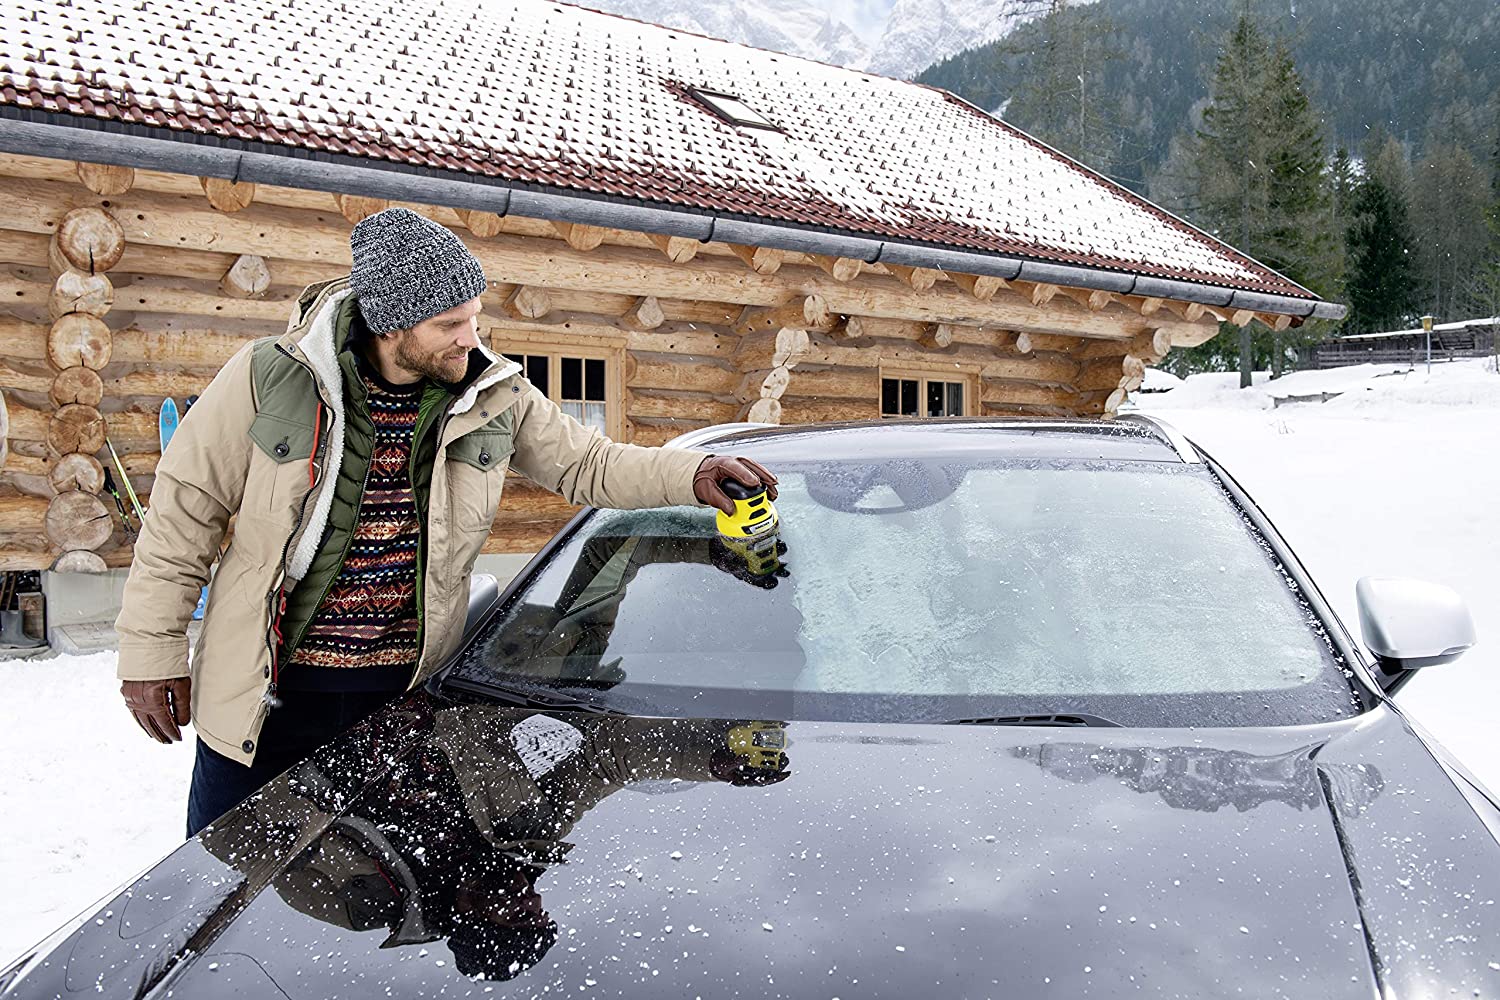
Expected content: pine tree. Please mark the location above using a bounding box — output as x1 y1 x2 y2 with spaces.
1344 173 1420 332
1412 142 1491 318
1190 9 1273 386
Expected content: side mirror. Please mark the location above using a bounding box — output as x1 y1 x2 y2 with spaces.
1356 577 1476 692
464 573 500 640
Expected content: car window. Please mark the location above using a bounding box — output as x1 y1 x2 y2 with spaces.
446 454 1361 727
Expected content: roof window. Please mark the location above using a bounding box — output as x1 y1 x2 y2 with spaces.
689 89 781 131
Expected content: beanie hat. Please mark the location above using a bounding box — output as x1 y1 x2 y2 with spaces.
349 207 487 334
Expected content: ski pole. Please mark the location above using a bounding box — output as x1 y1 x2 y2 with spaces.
101 466 138 537
105 439 147 527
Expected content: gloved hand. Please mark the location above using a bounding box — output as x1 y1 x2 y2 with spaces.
122 677 192 743
710 747 792 786
693 456 778 516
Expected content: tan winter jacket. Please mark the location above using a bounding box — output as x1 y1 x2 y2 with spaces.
115 277 707 764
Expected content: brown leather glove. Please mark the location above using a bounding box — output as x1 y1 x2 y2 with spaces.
693 456 778 516
122 677 192 743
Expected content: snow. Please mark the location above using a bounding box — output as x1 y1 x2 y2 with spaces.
1 358 1497 964
0 653 194 962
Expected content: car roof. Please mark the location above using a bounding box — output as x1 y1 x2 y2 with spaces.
668 414 1199 464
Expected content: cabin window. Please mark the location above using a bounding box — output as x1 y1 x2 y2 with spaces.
688 88 782 131
510 350 620 437
880 370 971 418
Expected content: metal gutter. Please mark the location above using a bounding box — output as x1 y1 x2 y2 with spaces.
0 113 1347 320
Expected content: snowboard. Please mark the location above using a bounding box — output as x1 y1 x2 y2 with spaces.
161 397 209 621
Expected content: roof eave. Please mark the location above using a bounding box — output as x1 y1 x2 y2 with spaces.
0 112 1347 321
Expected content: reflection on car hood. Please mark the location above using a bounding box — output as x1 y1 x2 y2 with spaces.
7 699 1500 999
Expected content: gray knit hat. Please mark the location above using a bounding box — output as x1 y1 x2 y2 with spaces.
349 207 487 333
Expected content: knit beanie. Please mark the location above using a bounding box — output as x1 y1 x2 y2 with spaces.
348 207 488 334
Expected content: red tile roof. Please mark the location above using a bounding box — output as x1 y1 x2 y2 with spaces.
0 0 1314 299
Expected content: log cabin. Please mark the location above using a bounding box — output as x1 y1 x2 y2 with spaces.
0 0 1345 578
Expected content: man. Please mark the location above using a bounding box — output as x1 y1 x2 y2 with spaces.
115 207 777 837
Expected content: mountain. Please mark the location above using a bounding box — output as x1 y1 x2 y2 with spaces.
866 0 1057 81
568 0 871 69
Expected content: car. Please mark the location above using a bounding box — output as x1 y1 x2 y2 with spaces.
4 416 1497 999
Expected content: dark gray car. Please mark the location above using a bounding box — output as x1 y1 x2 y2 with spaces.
4 417 1496 999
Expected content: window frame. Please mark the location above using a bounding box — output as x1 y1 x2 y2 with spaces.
878 363 978 419
489 325 626 441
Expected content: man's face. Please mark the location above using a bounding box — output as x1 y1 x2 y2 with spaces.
390 296 484 384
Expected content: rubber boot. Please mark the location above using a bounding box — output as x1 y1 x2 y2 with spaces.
0 609 45 648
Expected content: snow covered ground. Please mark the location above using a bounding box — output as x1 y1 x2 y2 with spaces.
1 356 1497 963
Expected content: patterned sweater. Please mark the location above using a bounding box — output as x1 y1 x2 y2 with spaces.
285 360 425 689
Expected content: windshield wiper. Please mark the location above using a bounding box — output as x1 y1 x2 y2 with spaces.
944 712 1122 728
444 676 628 716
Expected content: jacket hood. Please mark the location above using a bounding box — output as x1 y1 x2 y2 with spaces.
12 701 1500 1000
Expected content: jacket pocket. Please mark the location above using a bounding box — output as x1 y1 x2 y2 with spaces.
447 428 513 533
248 412 316 514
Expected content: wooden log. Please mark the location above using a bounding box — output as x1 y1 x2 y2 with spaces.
1014 332 1085 355
727 244 781 275
744 397 782 424
949 273 1006 301
48 452 105 494
334 193 389 225
1058 286 1116 312
980 380 1086 409
734 327 811 372
553 221 607 252
738 367 792 403
50 366 105 407
75 161 135 196
496 479 582 519
53 549 109 574
1104 387 1129 414
103 368 216 399
454 208 505 238
783 367 879 401
5 178 1216 342
57 207 126 273
809 254 863 282
482 520 575 554
1258 312 1293 332
779 398 882 423
1009 280 1060 307
47 270 114 319
504 285 552 320
1229 308 1256 327
1166 321 1221 349
221 254 272 299
1164 299 1208 323
884 264 939 292
650 234 699 263
625 422 705 448
46 232 71 277
735 295 832 335
626 393 739 424
1080 330 1170 361
0 360 52 395
110 326 255 366
919 323 956 349
108 277 293 321
47 314 113 370
46 490 112 551
1127 295 1165 316
627 296 664 331
624 356 739 396
47 404 106 456
0 392 7 473
201 176 257 213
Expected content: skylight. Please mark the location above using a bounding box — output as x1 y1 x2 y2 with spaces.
690 89 781 131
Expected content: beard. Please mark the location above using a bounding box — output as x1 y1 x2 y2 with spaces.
393 334 471 385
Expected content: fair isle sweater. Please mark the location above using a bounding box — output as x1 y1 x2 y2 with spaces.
283 360 425 691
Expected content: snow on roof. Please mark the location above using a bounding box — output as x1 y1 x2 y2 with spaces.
0 0 1310 298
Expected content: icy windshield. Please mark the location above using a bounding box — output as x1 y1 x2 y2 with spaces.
445 450 1360 727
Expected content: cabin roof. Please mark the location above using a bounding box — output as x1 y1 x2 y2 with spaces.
0 0 1320 303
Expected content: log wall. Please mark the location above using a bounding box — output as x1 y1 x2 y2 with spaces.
0 152 1225 570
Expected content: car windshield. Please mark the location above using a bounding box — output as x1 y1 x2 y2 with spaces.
443 430 1361 727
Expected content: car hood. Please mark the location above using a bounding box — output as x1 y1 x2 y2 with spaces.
7 699 1500 999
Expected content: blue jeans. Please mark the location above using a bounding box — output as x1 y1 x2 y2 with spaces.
186 689 397 837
